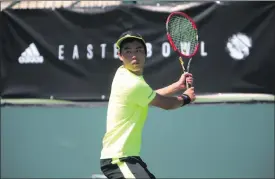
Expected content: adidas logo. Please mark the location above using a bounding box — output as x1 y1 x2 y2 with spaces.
18 43 44 64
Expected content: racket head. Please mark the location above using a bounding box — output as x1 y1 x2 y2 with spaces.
166 11 199 58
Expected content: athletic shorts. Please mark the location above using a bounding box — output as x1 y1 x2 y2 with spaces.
100 156 156 179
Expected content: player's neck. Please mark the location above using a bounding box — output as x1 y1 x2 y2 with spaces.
130 69 143 76
124 66 143 76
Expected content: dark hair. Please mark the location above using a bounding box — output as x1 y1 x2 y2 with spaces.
119 38 147 55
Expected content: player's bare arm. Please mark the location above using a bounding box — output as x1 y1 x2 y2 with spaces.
155 73 193 96
150 87 196 110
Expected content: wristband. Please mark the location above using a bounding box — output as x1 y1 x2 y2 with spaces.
180 94 191 106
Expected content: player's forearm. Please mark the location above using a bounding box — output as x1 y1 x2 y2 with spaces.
163 96 184 110
161 94 192 110
155 82 180 96
150 93 189 110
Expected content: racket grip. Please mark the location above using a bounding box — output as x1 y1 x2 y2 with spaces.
184 72 192 89
186 81 192 89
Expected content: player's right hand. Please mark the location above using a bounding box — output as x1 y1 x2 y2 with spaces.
183 87 196 102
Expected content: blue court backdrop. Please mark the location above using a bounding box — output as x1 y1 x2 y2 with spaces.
1 103 274 178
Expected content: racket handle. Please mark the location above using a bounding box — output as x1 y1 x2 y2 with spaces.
186 82 192 89
184 71 192 89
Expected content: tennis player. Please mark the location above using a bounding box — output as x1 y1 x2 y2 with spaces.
100 31 196 179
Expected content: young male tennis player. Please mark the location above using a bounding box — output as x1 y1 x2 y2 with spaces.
100 31 196 179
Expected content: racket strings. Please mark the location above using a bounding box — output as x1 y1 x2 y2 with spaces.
168 15 198 56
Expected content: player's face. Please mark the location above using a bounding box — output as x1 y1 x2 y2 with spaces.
119 40 146 75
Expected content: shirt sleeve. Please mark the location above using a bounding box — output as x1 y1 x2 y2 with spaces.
128 78 156 107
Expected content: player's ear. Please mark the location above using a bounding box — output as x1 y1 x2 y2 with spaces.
117 52 123 62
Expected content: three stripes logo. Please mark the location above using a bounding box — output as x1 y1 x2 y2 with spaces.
18 43 44 64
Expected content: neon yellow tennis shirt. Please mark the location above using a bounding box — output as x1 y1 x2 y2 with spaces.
100 66 156 159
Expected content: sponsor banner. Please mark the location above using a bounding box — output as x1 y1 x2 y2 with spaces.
1 2 274 100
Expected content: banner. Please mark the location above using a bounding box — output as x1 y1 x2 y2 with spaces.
1 2 274 100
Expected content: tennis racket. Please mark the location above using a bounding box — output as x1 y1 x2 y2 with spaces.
166 11 199 89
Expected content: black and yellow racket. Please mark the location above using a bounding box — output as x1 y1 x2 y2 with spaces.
166 11 199 89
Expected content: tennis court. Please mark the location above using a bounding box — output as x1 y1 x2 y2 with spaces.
1 94 274 178
1 1 274 178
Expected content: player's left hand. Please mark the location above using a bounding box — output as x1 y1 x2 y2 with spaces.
176 72 193 90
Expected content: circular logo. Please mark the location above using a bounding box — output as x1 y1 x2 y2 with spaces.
226 32 252 60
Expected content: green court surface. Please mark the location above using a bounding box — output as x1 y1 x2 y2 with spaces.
1 95 274 178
